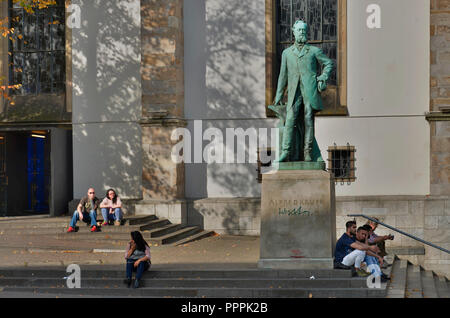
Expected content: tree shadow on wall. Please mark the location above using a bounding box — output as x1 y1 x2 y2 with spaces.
71 0 143 200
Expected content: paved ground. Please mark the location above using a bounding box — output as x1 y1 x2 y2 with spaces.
0 216 260 270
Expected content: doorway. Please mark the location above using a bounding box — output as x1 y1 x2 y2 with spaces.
26 133 51 213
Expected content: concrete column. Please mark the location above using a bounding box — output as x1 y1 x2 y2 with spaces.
71 0 142 199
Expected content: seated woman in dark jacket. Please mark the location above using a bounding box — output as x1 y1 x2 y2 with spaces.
124 231 151 288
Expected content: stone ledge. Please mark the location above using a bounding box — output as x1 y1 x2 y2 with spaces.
386 246 426 255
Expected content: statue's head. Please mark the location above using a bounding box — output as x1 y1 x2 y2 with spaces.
292 20 308 44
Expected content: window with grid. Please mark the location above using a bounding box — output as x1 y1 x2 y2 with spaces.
277 0 337 85
8 0 65 95
327 144 356 183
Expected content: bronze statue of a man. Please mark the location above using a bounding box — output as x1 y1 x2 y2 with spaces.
273 20 334 163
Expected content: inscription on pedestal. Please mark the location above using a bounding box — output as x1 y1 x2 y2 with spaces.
258 170 336 270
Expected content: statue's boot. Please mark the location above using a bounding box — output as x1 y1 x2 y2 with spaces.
275 125 295 163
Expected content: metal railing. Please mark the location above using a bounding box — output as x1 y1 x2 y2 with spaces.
348 214 450 254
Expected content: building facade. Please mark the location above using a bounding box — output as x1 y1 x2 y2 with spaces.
0 0 448 276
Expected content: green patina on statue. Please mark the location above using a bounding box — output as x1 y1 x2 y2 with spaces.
270 20 334 164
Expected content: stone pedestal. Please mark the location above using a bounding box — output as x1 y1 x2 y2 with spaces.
258 169 336 269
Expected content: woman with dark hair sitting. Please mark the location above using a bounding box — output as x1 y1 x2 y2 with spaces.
100 188 123 226
124 231 151 288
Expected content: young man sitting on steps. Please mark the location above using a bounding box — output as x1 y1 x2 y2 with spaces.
335 222 386 279
67 188 100 233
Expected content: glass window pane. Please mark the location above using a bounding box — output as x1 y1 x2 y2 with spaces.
323 0 337 41
11 53 23 94
8 1 66 95
293 0 307 22
39 52 52 93
38 13 51 51
23 52 37 94
52 8 65 51
307 0 322 41
322 42 337 85
10 9 23 51
54 51 65 83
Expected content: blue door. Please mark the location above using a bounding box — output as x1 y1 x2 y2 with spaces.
27 136 48 212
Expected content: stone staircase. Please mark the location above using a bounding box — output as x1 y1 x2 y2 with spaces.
0 257 447 298
0 267 387 298
0 215 215 246
387 257 449 298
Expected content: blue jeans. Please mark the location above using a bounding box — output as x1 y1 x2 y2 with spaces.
126 259 150 280
70 210 97 227
101 208 123 222
365 255 382 278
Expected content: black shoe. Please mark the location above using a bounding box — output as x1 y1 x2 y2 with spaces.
134 279 140 289
124 278 132 288
381 276 390 283
381 273 391 281
334 262 351 270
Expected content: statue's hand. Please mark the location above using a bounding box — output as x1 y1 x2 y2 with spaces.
318 80 327 92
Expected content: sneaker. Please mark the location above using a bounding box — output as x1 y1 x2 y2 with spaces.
67 226 76 233
102 221 108 226
90 225 98 232
356 269 371 277
114 220 121 226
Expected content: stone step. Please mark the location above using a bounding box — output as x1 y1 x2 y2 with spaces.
0 286 386 298
148 224 183 238
421 270 439 298
173 230 217 246
435 275 450 298
1 225 143 235
0 277 370 289
0 269 354 279
0 215 157 229
405 264 423 298
149 227 201 245
386 259 408 298
386 246 425 256
53 232 150 242
139 218 171 231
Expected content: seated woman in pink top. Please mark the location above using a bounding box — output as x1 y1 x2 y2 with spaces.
100 188 123 226
124 231 151 288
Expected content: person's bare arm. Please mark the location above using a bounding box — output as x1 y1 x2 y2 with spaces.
99 199 110 209
371 235 391 244
77 204 83 220
350 241 369 251
127 241 136 258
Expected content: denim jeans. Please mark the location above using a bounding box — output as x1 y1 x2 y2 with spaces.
101 208 123 222
126 259 150 280
70 210 97 227
365 255 382 278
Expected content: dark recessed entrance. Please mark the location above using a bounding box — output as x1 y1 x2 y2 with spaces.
0 129 72 217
